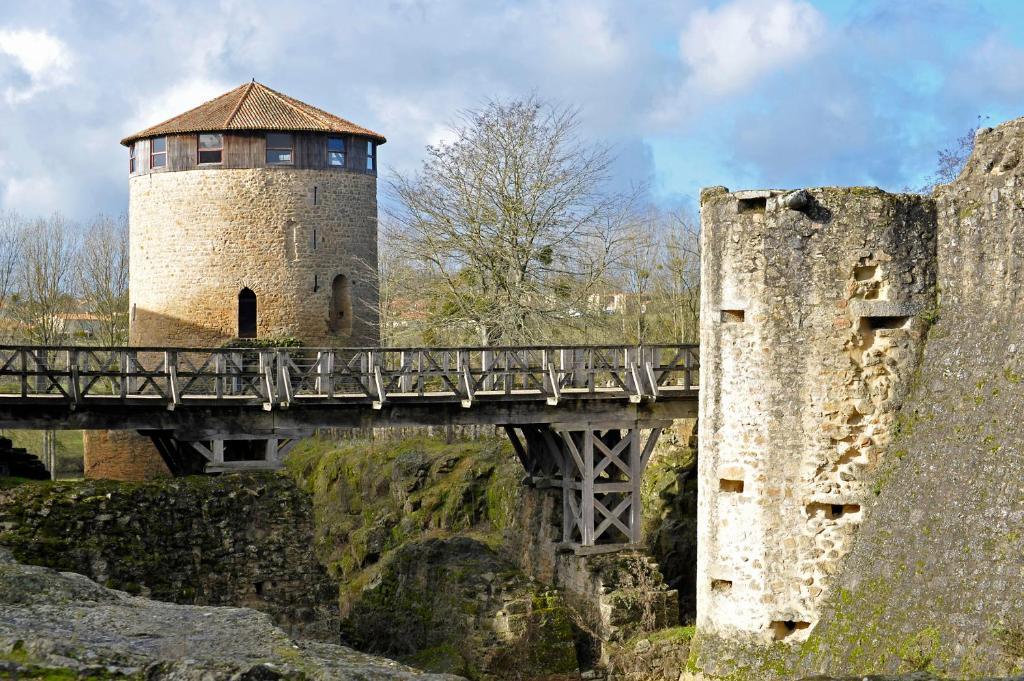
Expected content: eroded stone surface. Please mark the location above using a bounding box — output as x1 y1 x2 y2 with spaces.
0 548 462 680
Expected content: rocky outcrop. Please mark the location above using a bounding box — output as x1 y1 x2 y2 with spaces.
0 473 337 638
0 547 461 680
342 536 578 680
287 436 581 679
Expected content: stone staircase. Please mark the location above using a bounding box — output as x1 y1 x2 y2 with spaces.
0 438 49 480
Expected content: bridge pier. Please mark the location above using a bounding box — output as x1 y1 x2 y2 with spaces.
506 421 668 550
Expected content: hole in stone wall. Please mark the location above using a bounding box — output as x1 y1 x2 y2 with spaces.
860 316 910 332
720 309 746 324
711 579 733 593
853 265 877 282
806 502 862 520
254 581 264 595
737 197 767 213
719 478 745 493
771 620 811 640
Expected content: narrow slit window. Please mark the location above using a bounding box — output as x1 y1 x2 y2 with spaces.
150 137 167 168
198 133 223 164
366 140 375 171
129 144 137 173
266 133 294 165
328 136 346 167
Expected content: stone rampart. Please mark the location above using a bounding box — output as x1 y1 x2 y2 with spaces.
800 118 1024 675
691 116 1024 678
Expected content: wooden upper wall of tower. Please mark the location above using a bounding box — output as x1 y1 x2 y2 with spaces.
120 80 385 178
125 131 379 177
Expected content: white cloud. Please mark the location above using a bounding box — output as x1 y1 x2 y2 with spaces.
2 173 59 216
678 0 825 97
0 28 73 104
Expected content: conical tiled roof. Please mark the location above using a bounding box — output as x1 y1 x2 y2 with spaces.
120 81 386 146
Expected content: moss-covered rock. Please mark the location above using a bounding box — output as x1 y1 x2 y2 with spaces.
342 536 577 680
286 436 579 680
641 423 697 622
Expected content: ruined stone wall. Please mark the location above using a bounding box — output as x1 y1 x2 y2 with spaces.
0 472 337 639
129 167 378 347
697 186 936 646
798 118 1024 676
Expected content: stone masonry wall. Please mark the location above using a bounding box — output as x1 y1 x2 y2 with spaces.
0 472 338 639
697 186 936 646
129 167 379 347
83 430 170 481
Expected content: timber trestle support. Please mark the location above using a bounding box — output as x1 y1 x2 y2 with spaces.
505 421 667 550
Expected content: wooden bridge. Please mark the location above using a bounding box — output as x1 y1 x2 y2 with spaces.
0 343 699 549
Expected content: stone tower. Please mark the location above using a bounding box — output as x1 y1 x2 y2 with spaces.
696 186 935 650
83 81 385 480
123 80 384 347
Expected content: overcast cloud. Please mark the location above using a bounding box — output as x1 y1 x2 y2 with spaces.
0 0 1020 221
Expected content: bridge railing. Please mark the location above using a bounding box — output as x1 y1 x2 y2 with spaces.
0 344 698 408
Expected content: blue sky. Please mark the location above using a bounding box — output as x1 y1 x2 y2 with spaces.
0 0 1021 221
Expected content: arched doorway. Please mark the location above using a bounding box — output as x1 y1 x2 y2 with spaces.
238 288 257 338
329 274 352 335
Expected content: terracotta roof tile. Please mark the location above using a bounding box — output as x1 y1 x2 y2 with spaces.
121 81 386 146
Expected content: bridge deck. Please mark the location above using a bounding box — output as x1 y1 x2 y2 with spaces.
0 344 699 436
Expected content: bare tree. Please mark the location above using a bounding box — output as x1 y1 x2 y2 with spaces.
389 96 631 345
0 212 23 340
78 214 129 345
9 213 79 479
610 210 662 344
656 212 701 344
920 115 989 192
12 213 79 345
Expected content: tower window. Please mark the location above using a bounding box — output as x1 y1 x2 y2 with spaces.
329 274 353 335
198 133 223 164
150 137 167 168
366 141 375 171
266 133 293 165
129 144 137 173
328 137 346 167
238 288 257 339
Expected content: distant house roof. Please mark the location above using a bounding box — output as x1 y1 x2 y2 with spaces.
120 80 386 146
